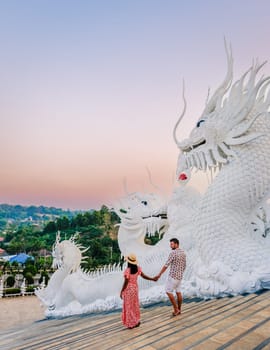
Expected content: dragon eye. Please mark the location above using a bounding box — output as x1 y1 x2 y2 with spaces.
141 201 148 206
196 119 205 128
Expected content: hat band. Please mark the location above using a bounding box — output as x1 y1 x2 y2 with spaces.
128 257 136 262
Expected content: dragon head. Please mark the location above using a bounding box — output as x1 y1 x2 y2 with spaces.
174 41 270 175
52 232 88 273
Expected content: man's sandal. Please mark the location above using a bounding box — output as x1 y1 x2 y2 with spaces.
172 310 181 316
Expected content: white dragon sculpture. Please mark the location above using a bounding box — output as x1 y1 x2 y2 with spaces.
114 170 201 263
174 42 270 296
36 42 270 317
35 232 125 314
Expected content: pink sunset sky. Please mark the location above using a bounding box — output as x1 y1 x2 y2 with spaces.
1 1 270 210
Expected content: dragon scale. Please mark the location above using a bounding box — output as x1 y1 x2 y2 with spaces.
196 130 270 269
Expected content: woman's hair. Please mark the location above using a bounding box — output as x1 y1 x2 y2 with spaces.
128 262 138 274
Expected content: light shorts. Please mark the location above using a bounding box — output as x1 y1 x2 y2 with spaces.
165 276 182 293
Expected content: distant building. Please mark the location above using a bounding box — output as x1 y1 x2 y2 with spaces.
0 248 10 261
9 253 34 264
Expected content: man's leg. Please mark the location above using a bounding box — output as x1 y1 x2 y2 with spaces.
176 292 183 313
166 292 179 315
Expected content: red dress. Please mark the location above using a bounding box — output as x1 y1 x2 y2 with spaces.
121 267 142 328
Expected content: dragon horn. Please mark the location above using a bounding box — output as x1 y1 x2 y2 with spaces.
230 60 269 127
52 230 61 250
146 166 163 193
173 79 187 145
122 177 131 196
56 231 61 243
202 38 233 115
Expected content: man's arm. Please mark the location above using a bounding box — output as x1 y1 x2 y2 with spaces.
154 251 173 280
154 265 168 280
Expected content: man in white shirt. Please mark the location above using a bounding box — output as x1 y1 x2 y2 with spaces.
155 238 186 316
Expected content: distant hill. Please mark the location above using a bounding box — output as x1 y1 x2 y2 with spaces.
0 204 83 229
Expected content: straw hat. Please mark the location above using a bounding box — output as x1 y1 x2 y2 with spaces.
125 253 138 265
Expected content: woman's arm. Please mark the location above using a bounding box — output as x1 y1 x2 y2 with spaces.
120 277 129 298
141 271 156 281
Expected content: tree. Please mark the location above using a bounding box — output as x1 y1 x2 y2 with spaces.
39 271 50 285
43 221 57 233
24 272 34 285
56 216 70 230
23 263 37 278
8 240 24 254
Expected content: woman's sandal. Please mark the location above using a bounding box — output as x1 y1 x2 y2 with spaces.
128 322 141 329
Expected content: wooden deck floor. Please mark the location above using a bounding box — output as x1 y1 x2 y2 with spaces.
1 290 270 350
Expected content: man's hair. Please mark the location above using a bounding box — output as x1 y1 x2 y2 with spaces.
170 238 179 245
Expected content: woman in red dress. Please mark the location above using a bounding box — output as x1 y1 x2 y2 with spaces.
120 253 156 329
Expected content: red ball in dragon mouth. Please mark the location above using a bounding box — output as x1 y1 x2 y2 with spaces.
179 173 188 181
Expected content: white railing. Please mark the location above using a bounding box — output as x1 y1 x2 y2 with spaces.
0 275 46 298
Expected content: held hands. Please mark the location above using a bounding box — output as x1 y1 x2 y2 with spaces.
153 275 160 281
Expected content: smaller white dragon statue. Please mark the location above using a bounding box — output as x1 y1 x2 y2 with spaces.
35 232 125 315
